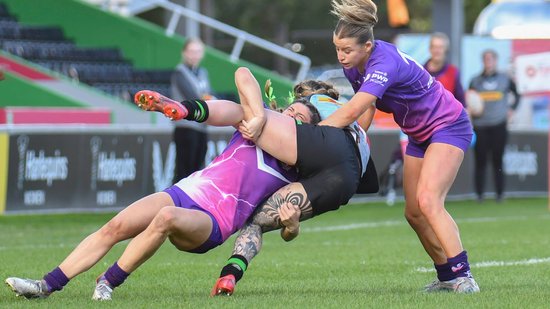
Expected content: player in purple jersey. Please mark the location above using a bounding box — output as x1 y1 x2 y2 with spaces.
211 67 376 296
4 94 321 301
319 0 479 293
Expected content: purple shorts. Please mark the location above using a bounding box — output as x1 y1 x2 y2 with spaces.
164 186 223 254
406 109 473 158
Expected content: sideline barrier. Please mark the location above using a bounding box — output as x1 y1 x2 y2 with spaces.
0 125 232 214
0 125 547 214
368 129 548 202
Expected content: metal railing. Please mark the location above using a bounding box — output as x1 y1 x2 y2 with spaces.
99 0 311 82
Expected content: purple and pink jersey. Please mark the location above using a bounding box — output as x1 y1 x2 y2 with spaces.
344 40 464 142
171 131 297 241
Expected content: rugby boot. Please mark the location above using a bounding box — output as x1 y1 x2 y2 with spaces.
210 274 236 296
424 277 480 294
423 278 455 293
134 90 188 120
453 276 480 293
5 277 51 299
92 275 113 301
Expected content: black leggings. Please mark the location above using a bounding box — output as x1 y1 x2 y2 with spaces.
473 121 507 198
295 124 361 216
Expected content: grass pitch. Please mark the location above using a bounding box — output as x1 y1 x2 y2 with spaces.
1 197 549 308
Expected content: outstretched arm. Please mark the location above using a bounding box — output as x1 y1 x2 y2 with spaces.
234 67 267 140
232 67 299 165
320 92 377 131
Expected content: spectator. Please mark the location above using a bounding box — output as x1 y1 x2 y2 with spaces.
424 32 465 105
468 49 520 203
170 38 213 183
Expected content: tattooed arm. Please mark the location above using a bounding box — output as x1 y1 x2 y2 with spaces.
231 182 313 261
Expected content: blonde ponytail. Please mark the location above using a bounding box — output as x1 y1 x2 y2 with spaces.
331 0 378 43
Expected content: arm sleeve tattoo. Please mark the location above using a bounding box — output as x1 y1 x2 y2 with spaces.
230 183 313 261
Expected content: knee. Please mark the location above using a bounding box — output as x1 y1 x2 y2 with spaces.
151 207 178 231
404 205 423 227
416 191 442 218
150 207 179 233
98 216 128 243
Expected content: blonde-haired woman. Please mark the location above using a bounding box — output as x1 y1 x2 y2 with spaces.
321 0 479 293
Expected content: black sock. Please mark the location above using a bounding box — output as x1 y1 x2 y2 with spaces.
181 99 209 122
220 255 248 282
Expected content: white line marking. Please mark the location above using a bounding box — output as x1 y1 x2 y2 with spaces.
301 215 548 233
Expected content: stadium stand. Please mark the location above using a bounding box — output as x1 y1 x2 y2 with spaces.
0 2 172 102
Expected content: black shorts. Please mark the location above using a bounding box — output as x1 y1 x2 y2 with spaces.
295 123 361 216
356 156 379 194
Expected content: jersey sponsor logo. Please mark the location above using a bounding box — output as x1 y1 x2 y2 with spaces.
478 91 504 101
366 70 389 85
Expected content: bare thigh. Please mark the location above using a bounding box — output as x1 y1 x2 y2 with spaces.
403 154 422 216
106 192 176 239
417 143 463 205
255 110 298 165
161 207 214 251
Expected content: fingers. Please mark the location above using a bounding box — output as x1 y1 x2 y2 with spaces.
278 202 301 221
238 121 254 140
238 119 263 141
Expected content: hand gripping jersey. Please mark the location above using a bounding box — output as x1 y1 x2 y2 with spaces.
343 40 464 142
309 94 370 176
173 131 298 241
